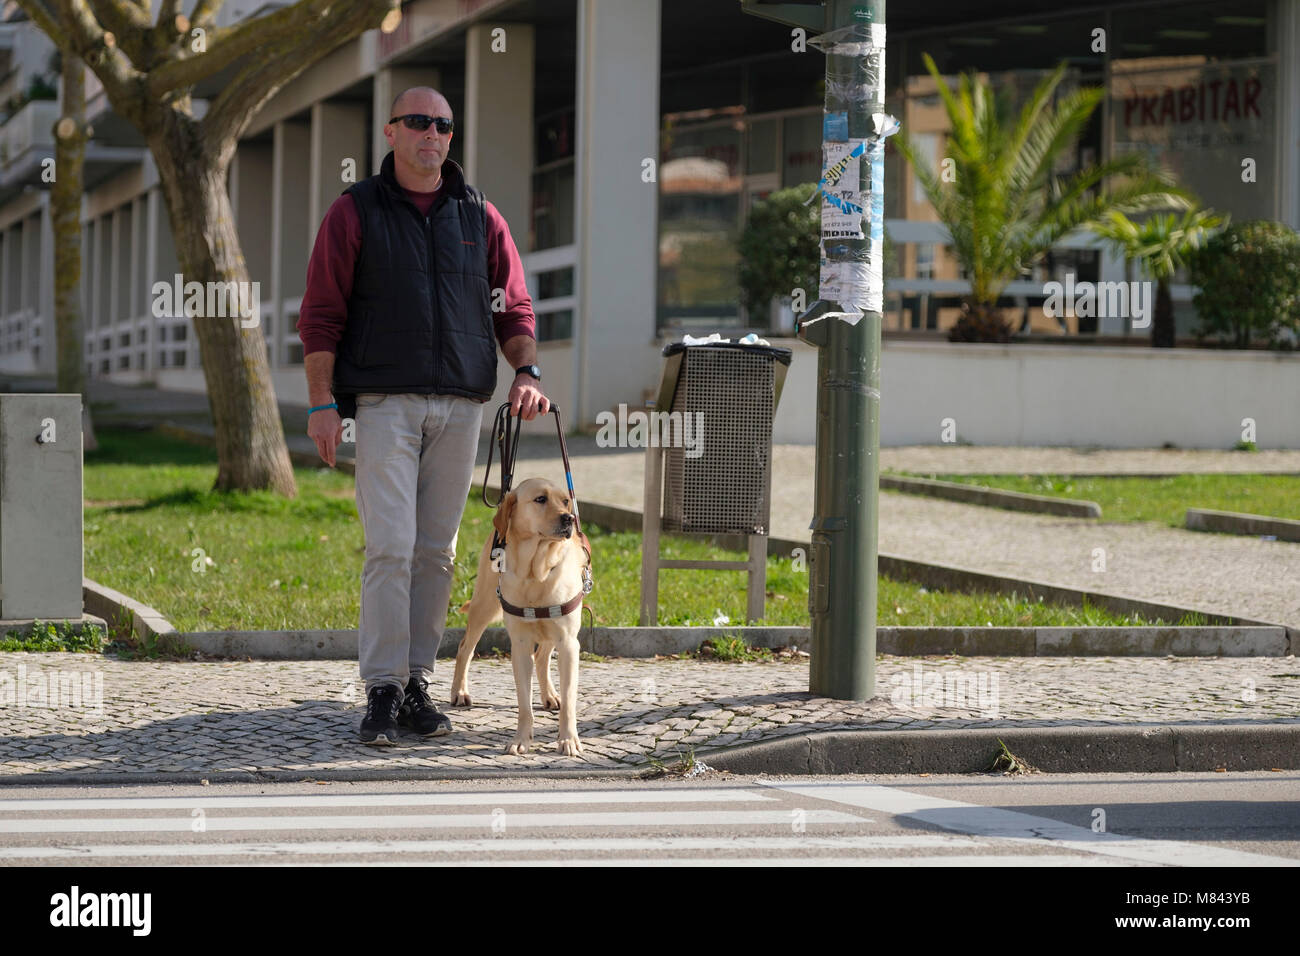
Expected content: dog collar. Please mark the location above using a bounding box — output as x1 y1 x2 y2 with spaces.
497 586 586 619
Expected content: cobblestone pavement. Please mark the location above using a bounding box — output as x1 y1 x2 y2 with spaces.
2 653 1297 778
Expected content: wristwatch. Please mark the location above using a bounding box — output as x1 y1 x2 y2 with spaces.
515 364 541 381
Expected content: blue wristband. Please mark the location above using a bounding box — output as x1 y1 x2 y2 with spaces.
308 403 338 415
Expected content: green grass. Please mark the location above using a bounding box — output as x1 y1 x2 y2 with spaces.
0 620 107 653
896 472 1300 527
77 428 1197 634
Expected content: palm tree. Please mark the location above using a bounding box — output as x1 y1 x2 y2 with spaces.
1087 208 1225 347
897 54 1191 342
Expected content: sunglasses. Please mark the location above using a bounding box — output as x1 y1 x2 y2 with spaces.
389 114 454 134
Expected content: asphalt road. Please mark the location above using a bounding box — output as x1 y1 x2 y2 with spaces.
0 771 1296 867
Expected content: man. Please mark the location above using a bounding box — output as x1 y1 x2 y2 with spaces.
297 87 548 745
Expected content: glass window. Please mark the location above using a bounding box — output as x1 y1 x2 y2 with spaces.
530 161 575 252
537 266 573 300
537 310 572 341
1110 0 1273 223
780 112 821 189
747 117 778 176
658 113 744 331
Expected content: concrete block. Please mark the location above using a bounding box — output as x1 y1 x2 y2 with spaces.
1036 626 1289 657
1186 508 1300 542
0 394 83 619
880 473 1102 518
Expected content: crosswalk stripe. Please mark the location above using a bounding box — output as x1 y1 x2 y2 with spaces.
763 782 1300 868
0 834 980 859
0 808 862 834
241 855 1130 867
0 788 775 812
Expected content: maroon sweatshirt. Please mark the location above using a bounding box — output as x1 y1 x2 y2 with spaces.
296 181 536 358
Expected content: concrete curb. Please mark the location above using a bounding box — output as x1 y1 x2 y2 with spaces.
4 723 1297 785
880 473 1102 518
82 578 175 642
1186 507 1300 542
174 624 1293 659
699 723 1300 774
1 614 109 639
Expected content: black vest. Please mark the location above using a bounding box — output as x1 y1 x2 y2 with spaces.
332 153 496 419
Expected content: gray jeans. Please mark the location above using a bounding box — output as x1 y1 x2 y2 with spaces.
353 392 485 695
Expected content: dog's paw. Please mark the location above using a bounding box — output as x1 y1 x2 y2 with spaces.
506 735 533 755
540 690 560 711
556 735 583 757
450 689 472 707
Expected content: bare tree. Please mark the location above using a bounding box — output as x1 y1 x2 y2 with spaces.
49 42 97 452
16 0 400 494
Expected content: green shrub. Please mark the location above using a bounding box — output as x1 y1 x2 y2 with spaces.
736 183 821 314
737 182 895 319
1190 220 1300 347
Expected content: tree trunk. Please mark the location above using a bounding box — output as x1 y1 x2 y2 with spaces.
948 300 1014 343
1151 278 1175 348
148 116 297 496
51 45 96 452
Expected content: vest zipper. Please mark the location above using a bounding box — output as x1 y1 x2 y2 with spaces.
426 214 440 393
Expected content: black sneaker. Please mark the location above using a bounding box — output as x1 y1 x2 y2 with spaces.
399 677 453 737
359 684 402 745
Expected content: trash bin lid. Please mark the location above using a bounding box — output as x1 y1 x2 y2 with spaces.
661 341 793 366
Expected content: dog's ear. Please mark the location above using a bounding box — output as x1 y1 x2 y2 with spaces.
493 490 517 538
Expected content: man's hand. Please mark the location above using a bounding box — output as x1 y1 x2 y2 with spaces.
308 408 344 467
508 373 550 420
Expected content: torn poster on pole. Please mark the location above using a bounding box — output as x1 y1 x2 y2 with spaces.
800 19 901 326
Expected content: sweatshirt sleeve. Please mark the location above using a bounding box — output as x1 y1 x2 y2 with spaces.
483 199 537 347
296 194 361 357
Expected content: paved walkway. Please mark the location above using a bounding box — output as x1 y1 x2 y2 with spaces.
2 652 1296 779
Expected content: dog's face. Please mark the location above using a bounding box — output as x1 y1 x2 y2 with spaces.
493 478 576 542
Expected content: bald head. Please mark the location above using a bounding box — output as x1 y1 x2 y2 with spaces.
390 86 451 120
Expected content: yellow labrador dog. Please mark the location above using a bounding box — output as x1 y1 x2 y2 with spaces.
450 477 590 756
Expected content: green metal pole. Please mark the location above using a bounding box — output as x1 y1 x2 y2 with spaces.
799 0 888 700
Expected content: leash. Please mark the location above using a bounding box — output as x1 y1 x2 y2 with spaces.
484 402 594 617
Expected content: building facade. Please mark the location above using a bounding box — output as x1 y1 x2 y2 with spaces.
1 0 1297 444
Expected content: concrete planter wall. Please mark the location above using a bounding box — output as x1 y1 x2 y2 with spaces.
772 340 1300 448
150 338 1300 449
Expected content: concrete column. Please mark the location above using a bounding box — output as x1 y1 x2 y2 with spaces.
38 195 54 374
21 212 39 315
464 22 534 230
231 142 274 292
108 208 122 328
145 189 159 369
271 119 311 367
1278 0 1300 229
373 66 439 174
1 227 14 316
574 0 661 425
310 100 370 234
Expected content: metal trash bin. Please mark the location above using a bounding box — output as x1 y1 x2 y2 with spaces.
653 341 792 535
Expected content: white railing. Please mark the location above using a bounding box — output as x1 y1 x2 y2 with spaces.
0 100 58 169
521 243 576 340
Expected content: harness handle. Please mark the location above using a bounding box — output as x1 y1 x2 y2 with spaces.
483 402 582 528
484 402 594 608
